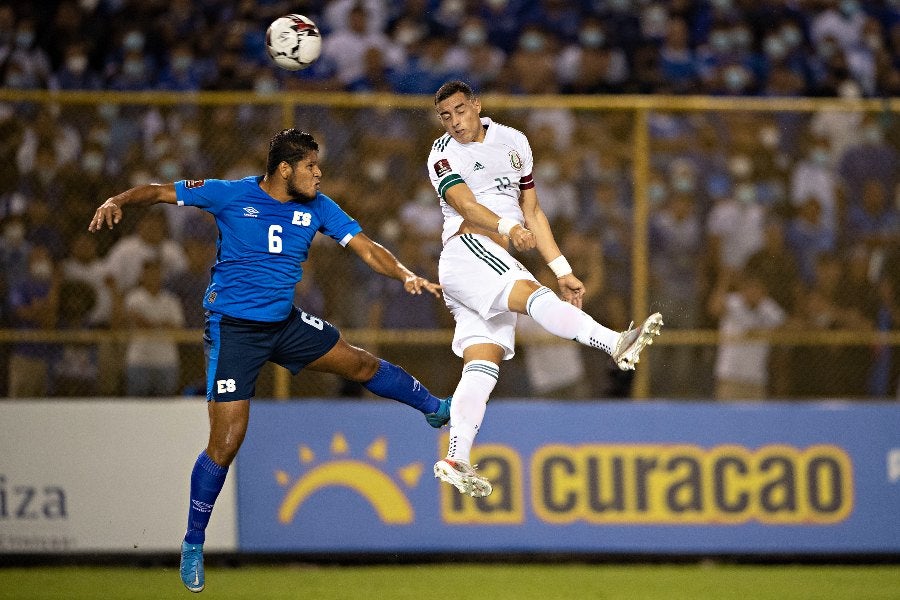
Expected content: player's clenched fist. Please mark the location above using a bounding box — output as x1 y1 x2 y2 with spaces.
508 224 536 252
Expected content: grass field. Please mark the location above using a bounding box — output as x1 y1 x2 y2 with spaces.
2 564 900 600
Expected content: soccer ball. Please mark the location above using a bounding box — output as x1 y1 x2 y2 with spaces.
266 14 322 71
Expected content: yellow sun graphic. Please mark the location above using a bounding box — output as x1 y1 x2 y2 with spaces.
275 433 423 525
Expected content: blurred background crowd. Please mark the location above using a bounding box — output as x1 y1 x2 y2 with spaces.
2 0 900 96
0 0 898 401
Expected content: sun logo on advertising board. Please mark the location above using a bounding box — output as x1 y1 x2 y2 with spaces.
275 433 422 525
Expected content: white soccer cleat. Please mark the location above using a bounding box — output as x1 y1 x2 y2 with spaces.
611 312 663 371
434 458 493 497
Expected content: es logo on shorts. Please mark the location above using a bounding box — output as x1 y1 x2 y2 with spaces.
433 159 451 177
217 379 236 393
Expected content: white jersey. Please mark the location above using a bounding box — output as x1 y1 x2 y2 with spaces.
427 117 535 244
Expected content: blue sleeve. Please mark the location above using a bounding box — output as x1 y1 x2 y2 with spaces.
174 178 231 214
317 193 362 245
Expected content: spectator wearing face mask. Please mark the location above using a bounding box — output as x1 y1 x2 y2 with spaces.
2 17 52 89
123 259 185 397
657 16 701 94
158 42 205 91
453 16 506 92
0 214 31 290
790 131 840 241
558 15 629 94
53 42 102 90
506 25 561 94
708 269 786 401
106 28 157 91
706 175 768 278
838 115 899 210
7 244 60 397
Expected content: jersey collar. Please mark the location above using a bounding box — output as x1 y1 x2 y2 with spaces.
480 117 494 143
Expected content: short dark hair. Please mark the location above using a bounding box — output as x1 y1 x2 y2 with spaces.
434 80 475 105
266 129 319 175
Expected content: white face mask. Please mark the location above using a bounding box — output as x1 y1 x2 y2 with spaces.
30 260 53 280
66 55 88 74
3 222 25 244
365 160 387 182
534 161 560 182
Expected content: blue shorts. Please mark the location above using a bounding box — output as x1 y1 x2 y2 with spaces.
203 306 340 401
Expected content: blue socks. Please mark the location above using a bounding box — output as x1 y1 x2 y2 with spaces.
363 359 440 414
184 450 228 545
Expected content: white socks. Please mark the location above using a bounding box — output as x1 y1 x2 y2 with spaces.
525 286 619 354
446 360 498 464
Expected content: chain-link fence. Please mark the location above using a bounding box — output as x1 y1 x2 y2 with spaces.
0 91 898 400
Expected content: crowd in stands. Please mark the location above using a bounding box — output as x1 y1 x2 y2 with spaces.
0 0 898 400
0 1 899 97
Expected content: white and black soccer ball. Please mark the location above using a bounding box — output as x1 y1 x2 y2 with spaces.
266 14 322 71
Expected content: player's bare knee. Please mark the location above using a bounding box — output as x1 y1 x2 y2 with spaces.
206 443 239 467
347 348 379 382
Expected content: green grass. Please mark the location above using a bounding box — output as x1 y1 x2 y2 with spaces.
2 564 900 600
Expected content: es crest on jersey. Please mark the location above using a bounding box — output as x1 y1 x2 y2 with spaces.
433 158 451 177
185 179 205 188
508 151 523 170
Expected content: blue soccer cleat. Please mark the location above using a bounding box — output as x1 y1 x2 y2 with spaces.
180 541 205 593
425 396 452 428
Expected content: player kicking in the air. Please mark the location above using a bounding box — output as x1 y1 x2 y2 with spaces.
428 81 662 498
88 129 450 593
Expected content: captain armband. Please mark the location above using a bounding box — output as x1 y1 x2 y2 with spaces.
548 255 573 278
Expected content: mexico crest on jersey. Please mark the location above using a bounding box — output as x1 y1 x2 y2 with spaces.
509 150 523 170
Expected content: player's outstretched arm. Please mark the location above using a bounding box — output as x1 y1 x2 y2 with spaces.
520 187 585 307
346 233 442 298
88 183 178 232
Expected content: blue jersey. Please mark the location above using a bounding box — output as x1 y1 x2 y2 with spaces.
175 176 362 322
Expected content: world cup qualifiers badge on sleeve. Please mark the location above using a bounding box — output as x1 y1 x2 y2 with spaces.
433 159 451 177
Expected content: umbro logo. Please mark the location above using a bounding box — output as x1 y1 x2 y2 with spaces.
243 206 259 217
473 162 485 171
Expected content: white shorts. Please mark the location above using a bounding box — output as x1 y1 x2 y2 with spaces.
438 233 538 360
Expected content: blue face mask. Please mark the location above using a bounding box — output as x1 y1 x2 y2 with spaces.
98 103 119 121
460 27 486 47
735 183 756 204
181 133 201 151
731 28 751 49
672 176 695 194
840 0 860 16
123 59 145 78
764 36 787 60
810 148 830 166
648 182 667 204
5 72 26 88
520 32 545 52
160 161 180 181
123 31 145 52
710 31 731 53
15 31 34 48
781 26 802 48
579 29 605 49
863 126 883 144
82 152 104 175
608 0 631 12
254 77 278 94
724 66 748 90
172 55 193 72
